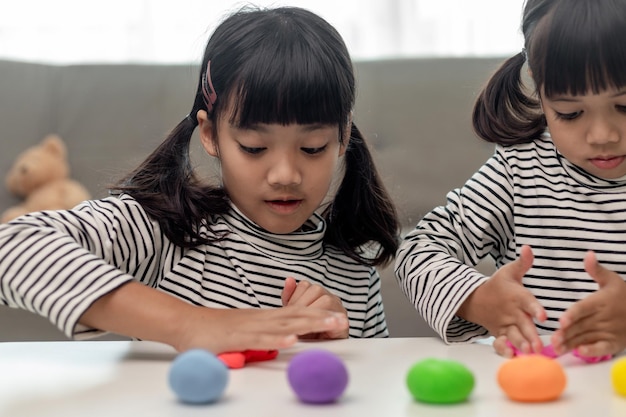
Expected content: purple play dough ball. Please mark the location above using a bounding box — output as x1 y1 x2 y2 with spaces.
287 349 349 404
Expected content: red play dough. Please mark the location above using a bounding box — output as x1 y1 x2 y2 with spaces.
217 349 278 369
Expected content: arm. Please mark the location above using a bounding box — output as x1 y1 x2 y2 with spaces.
395 149 526 343
0 196 348 351
0 196 151 338
81 280 348 353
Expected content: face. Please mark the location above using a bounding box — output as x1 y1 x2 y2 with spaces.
197 110 346 234
541 86 626 179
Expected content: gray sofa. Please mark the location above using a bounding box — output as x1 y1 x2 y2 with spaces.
0 57 501 341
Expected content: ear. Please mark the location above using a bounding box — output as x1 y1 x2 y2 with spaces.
196 110 219 157
41 134 67 159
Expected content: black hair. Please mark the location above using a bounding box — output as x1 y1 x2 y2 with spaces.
111 6 399 266
472 0 626 145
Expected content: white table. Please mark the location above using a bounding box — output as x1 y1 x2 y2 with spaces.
0 337 624 417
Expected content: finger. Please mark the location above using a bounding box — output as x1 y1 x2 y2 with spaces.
559 300 594 330
249 334 299 350
501 326 533 354
508 244 534 284
558 251 611 330
517 315 544 354
274 307 349 333
281 277 298 306
493 335 514 358
521 293 547 324
299 321 351 340
284 280 314 306
550 330 567 355
224 333 302 353
575 340 615 358
553 321 602 355
552 321 601 356
297 288 338 310
289 311 349 337
240 310 348 349
313 326 350 340
584 250 616 289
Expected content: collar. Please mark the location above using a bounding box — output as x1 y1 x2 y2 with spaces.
213 204 326 261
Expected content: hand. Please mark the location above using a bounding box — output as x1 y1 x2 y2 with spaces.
175 304 349 353
281 276 349 340
551 251 626 357
79 281 348 355
456 245 546 357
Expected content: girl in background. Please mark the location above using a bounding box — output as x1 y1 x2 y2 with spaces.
0 6 399 354
396 0 626 358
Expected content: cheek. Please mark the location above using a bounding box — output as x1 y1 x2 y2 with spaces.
218 156 245 187
313 158 342 188
548 134 580 163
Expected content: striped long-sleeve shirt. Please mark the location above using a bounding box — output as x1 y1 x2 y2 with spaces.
395 134 626 343
0 194 388 339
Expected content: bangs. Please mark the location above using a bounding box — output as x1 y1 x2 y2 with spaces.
225 30 353 128
538 1 626 97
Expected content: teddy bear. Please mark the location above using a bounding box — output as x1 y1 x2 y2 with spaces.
1 134 91 223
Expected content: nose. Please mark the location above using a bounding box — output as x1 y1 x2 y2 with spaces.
267 154 302 186
586 115 621 145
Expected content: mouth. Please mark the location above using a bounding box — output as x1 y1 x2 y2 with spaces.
265 199 303 214
589 155 625 170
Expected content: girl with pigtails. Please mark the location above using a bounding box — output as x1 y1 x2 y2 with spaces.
0 6 399 356
397 0 626 359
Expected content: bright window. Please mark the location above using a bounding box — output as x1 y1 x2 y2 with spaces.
0 0 525 64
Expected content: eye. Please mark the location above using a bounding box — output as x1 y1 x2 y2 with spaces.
239 145 266 155
554 111 582 121
617 105 626 113
302 145 327 155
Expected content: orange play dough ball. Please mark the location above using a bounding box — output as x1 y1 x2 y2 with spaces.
497 355 567 402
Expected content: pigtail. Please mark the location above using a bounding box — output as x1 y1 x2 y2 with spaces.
324 123 400 267
112 115 229 247
472 52 546 145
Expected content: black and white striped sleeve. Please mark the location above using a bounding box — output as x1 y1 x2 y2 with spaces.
395 148 515 343
0 195 161 339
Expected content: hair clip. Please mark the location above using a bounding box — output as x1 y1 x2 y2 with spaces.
202 60 217 112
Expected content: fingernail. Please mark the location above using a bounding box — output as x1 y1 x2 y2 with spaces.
520 342 529 354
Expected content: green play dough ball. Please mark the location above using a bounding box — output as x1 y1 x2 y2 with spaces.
406 358 475 404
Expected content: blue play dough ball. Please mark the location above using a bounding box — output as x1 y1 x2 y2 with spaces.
287 349 349 404
168 349 229 404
